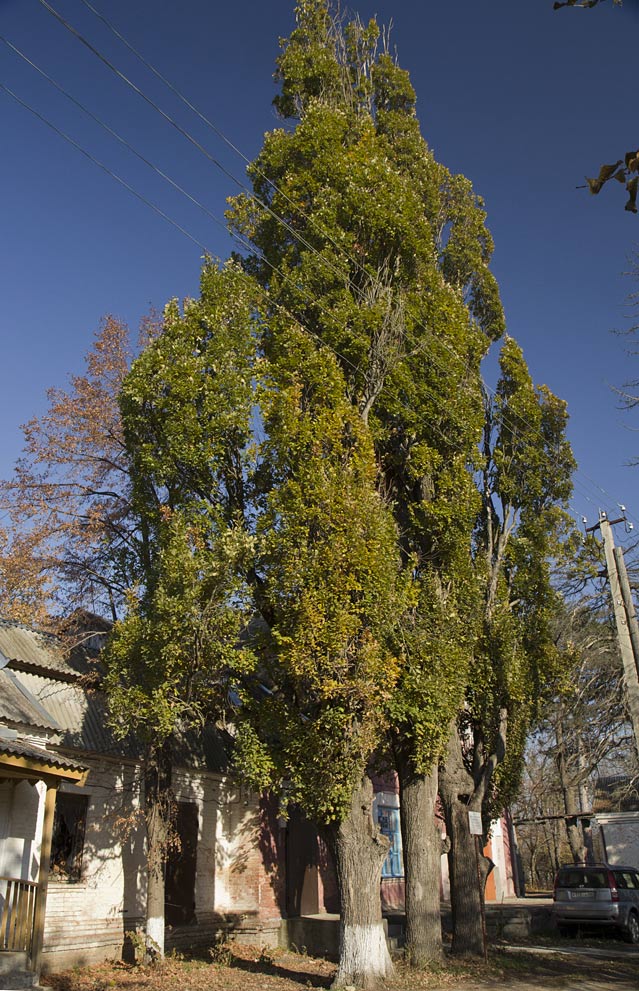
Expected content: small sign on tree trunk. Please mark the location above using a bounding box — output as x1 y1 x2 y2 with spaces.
468 811 483 835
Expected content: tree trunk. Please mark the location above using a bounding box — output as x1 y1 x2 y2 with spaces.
325 776 394 989
143 740 173 959
555 714 585 863
396 753 442 966
439 730 490 958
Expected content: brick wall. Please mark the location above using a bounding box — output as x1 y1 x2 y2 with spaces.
0 753 285 973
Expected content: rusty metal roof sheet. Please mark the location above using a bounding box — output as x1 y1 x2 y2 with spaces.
0 619 228 771
0 619 102 680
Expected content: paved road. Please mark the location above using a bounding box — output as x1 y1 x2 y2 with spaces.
466 943 639 991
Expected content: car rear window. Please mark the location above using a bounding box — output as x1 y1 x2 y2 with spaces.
556 869 609 889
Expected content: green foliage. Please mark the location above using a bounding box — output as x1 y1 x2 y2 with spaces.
119 259 258 526
104 260 259 747
105 509 256 744
227 0 507 783
469 336 577 816
273 0 345 119
234 329 409 823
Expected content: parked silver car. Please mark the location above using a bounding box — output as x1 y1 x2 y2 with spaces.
552 863 639 943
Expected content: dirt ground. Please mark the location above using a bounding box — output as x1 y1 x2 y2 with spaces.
41 942 639 991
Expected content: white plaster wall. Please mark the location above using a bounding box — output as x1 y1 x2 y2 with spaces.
0 781 14 877
0 756 281 969
0 779 45 884
440 836 450 901
489 818 506 900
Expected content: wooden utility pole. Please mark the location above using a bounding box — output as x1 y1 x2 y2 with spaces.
613 544 639 679
592 511 639 759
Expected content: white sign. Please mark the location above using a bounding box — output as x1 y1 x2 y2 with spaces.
468 811 483 835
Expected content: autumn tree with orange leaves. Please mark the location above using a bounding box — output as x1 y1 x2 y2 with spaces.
0 314 158 628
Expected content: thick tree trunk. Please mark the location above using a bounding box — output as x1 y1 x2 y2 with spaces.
143 740 173 959
555 714 585 863
396 753 442 966
325 776 394 989
439 730 490 958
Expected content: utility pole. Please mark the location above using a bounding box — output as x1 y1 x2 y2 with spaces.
587 510 639 758
613 544 639 679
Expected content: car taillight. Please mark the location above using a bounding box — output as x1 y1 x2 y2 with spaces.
607 870 619 901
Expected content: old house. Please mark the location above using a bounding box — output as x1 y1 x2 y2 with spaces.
0 619 283 987
1 615 519 984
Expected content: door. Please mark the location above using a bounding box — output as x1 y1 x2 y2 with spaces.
164 801 198 926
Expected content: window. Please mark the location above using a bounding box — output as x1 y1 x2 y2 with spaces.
50 793 88 881
377 805 403 878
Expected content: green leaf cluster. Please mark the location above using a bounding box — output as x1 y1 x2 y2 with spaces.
226 0 508 781
104 261 259 747
234 328 410 823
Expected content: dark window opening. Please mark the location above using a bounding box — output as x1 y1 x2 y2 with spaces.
556 869 607 889
50 792 88 881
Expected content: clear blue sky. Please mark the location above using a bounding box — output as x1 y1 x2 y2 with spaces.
1 0 639 538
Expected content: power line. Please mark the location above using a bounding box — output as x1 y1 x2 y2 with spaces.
34 0 627 519
77 0 382 296
0 34 234 244
0 81 210 255
16 6 637 525
36 0 360 298
0 66 605 530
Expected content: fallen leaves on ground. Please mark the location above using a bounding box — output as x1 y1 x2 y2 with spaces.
41 943 639 991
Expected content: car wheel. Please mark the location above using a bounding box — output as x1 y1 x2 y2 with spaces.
623 911 639 944
558 925 577 938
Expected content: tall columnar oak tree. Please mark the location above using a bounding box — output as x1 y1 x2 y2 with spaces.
235 324 410 987
439 338 576 956
227 0 505 966
104 261 259 954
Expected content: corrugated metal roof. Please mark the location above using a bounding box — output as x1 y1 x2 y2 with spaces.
15 669 135 756
0 668 59 730
0 619 73 675
0 735 87 771
0 619 228 772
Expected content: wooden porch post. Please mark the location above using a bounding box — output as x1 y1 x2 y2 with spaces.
29 778 58 980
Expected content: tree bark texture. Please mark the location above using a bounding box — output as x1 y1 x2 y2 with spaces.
555 714 586 864
325 776 394 989
439 729 491 958
396 754 442 966
143 740 173 959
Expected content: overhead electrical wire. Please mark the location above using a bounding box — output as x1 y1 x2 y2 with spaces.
0 81 210 255
47 0 635 522
0 35 239 244
36 0 361 298
0 69 610 528
76 0 387 296
0 70 472 462
0 58 614 527
13 4 636 526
